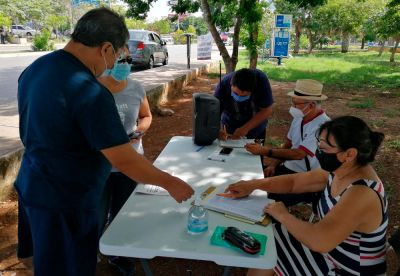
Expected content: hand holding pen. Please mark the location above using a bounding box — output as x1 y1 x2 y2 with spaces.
218 124 231 141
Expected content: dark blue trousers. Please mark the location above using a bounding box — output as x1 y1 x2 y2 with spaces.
18 197 99 276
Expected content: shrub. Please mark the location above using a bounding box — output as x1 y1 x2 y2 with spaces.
32 29 54 51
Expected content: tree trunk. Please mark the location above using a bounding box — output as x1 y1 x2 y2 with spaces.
341 32 350 53
293 21 302 54
378 41 385 57
307 30 313 54
200 0 239 73
390 38 399 63
361 36 365 49
249 23 259 69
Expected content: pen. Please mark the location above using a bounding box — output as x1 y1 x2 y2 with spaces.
196 146 205 152
216 193 236 198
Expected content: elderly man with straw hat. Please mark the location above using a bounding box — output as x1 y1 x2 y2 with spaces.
245 79 330 206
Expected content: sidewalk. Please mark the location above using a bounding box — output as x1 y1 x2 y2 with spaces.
0 42 66 54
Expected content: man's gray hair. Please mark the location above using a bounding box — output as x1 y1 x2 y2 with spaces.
72 7 129 50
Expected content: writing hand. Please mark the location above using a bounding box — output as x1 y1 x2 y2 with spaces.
218 125 230 141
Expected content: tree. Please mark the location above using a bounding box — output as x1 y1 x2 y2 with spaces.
0 12 12 28
46 15 68 38
377 0 400 62
148 19 171 34
180 16 208 35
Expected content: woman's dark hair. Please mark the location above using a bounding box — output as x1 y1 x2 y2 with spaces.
318 116 384 165
231 68 256 93
72 7 129 50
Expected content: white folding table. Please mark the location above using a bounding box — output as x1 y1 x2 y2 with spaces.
100 136 277 274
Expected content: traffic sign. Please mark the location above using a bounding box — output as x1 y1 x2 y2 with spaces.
275 14 292 28
271 29 290 58
72 0 101 6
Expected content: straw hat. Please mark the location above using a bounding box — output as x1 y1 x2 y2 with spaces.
287 79 328 101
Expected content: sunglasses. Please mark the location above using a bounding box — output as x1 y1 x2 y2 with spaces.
117 56 133 64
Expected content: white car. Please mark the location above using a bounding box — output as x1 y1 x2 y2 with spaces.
11 25 39 37
160 34 174 44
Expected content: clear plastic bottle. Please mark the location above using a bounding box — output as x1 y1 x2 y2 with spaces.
187 200 208 235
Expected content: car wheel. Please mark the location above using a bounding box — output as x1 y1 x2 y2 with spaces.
162 53 168 65
147 56 154 69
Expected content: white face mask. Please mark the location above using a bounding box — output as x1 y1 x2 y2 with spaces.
289 106 305 118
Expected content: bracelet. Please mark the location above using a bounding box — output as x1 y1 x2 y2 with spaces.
267 149 273 157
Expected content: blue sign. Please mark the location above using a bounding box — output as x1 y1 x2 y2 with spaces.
275 14 292 28
72 0 102 6
272 29 290 57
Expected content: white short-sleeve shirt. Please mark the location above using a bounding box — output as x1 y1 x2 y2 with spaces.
284 111 330 173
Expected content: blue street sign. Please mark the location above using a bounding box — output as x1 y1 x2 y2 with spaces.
72 0 101 6
272 29 290 57
275 14 292 28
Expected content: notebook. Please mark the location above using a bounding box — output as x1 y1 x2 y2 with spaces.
198 186 272 225
219 139 255 148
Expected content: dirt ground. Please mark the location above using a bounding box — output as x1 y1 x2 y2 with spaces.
0 73 399 275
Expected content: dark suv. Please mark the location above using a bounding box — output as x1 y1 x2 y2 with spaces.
127 30 169 69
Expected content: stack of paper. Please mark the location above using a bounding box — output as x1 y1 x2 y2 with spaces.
219 139 255 148
135 184 169 196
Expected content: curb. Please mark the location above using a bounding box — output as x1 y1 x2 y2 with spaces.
0 61 217 202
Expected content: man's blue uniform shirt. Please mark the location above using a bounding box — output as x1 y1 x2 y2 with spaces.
214 69 273 138
16 50 129 210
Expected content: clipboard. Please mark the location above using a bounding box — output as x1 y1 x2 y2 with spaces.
199 186 271 226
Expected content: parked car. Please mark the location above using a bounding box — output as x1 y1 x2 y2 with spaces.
220 32 229 44
11 25 39 37
127 29 169 69
160 34 174 45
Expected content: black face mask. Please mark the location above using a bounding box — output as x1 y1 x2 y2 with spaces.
315 149 343 172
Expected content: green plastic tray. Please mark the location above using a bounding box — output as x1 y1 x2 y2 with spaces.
210 226 267 255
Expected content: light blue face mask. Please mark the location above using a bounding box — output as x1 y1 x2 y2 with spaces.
109 61 131 81
231 91 250 102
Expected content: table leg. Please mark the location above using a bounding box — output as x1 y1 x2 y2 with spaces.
139 259 153 276
223 266 232 276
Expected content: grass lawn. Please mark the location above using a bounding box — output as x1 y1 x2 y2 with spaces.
236 51 400 90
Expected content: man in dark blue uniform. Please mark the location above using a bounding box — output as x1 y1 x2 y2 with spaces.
16 8 193 275
214 68 274 140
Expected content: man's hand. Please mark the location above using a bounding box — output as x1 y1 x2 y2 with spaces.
163 175 194 203
264 201 289 223
218 128 229 141
231 127 248 139
245 143 267 155
224 180 255 198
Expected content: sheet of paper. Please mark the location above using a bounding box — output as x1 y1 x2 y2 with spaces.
219 139 255 148
135 184 169 196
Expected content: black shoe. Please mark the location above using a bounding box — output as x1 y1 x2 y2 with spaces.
108 256 136 276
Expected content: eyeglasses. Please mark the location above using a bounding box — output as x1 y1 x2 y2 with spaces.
291 100 309 107
316 136 342 153
117 56 133 64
